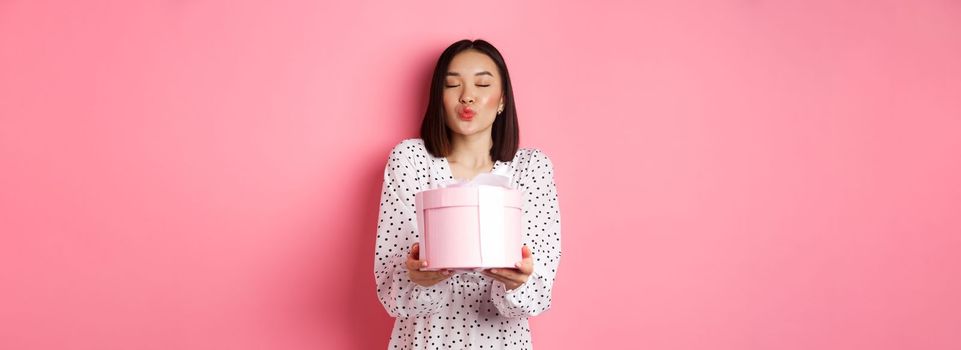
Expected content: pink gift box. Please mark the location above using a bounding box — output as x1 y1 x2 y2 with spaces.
415 185 523 271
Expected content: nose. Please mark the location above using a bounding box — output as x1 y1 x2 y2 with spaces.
459 95 475 105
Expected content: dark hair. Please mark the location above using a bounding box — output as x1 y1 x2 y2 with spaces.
420 39 520 162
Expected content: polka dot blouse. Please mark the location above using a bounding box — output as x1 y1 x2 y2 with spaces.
374 138 562 349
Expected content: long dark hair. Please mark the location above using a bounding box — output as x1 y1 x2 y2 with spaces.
420 39 520 162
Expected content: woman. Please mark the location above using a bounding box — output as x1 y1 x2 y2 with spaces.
374 39 562 349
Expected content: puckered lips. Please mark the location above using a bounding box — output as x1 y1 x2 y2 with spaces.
458 106 476 121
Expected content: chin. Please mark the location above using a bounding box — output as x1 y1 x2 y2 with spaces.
446 119 482 132
448 127 478 137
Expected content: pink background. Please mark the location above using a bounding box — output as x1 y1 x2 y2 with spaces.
2 1 960 349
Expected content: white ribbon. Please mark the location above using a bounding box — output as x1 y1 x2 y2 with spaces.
477 185 508 266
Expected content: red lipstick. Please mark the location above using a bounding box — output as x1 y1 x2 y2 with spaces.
459 107 476 120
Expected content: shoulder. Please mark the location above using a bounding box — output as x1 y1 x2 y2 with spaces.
386 138 435 167
515 147 554 169
388 138 427 159
384 138 434 178
511 147 556 180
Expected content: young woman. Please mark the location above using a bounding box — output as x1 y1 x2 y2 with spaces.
374 39 562 349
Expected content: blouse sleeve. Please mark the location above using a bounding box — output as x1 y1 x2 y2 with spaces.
490 149 562 318
374 143 451 318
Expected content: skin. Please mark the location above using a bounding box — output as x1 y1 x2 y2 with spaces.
406 49 534 291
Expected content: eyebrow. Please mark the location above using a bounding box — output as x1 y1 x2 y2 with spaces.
446 71 494 77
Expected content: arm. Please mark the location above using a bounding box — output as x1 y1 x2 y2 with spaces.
373 146 450 318
489 149 562 318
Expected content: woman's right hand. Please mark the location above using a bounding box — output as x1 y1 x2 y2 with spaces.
406 243 453 287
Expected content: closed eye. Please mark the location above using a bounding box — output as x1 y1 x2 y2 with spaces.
444 84 491 88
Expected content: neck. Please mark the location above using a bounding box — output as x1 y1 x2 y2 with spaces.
448 131 494 168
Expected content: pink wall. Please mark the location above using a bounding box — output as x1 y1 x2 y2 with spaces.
2 1 960 349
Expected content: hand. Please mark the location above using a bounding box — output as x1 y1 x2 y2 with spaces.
482 245 534 291
406 243 453 287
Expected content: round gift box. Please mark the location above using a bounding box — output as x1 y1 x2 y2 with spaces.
414 185 523 271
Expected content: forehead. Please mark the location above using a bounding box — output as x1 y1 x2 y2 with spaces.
447 50 498 77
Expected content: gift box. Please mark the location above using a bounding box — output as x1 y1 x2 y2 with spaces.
415 174 523 271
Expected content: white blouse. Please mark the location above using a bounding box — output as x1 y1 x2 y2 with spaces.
374 138 562 349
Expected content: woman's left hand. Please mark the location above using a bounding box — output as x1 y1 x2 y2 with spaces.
482 245 534 291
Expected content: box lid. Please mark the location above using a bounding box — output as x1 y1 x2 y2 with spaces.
416 185 522 209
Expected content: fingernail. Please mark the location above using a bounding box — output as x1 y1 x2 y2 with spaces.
442 270 450 276
422 261 428 267
490 269 497 274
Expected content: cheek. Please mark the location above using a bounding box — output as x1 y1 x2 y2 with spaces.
484 92 501 108
443 94 459 110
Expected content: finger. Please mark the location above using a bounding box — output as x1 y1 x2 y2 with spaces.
406 257 428 271
409 243 420 260
406 244 431 271
521 245 532 258
406 255 426 270
427 269 452 278
481 271 513 285
514 263 533 276
411 268 451 281
423 271 454 285
489 268 527 284
515 256 534 275
513 245 534 275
